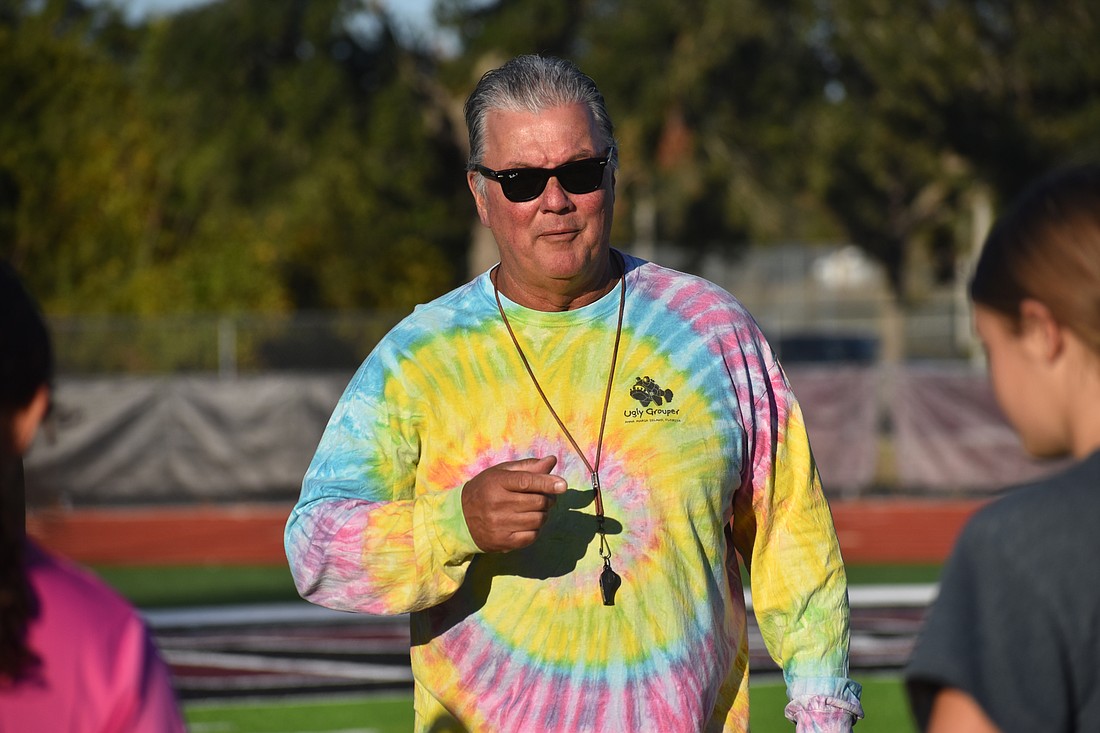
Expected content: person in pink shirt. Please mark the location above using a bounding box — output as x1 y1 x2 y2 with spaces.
0 261 186 733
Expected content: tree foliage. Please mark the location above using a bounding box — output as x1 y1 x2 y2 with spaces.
440 0 841 256
1 0 470 314
439 0 1100 296
809 0 1100 292
2 0 1099 313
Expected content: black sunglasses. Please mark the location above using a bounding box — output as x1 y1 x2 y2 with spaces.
475 148 614 203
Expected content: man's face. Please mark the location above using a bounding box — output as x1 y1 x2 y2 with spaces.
467 103 615 302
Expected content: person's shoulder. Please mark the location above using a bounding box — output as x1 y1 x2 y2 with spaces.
623 253 779 370
415 274 491 315
624 253 733 297
395 275 492 333
623 252 756 320
365 275 493 357
958 452 1100 560
974 452 1099 522
24 541 141 625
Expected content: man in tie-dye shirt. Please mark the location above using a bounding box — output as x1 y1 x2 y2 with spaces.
285 54 863 732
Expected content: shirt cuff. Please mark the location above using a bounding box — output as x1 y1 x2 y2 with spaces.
428 485 483 562
784 678 865 732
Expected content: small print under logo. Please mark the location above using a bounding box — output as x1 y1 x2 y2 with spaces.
624 376 682 423
629 376 673 407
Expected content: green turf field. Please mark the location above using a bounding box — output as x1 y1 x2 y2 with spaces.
183 677 916 733
98 563 930 732
94 564 301 607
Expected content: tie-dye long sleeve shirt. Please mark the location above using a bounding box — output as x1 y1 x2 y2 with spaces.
286 253 863 732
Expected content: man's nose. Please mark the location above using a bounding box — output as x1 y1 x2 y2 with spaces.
539 176 575 212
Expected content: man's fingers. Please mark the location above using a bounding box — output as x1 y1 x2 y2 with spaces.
500 455 557 474
461 457 568 552
509 492 558 513
505 530 540 549
498 505 555 532
497 457 567 495
506 471 567 495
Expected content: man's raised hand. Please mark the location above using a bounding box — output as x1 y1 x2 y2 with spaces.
461 456 567 552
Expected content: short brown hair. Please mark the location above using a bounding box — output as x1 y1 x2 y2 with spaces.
464 54 617 172
970 163 1100 353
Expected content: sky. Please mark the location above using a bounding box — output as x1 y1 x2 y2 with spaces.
108 0 439 38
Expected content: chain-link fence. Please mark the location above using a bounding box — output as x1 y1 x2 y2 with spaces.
48 310 408 376
45 245 977 375
46 301 971 376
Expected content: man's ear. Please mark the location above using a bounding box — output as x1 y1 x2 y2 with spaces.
1019 298 1064 363
12 385 49 456
467 171 491 227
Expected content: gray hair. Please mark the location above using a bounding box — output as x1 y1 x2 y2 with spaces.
464 55 618 176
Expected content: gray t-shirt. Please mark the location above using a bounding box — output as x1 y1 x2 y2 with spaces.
905 450 1100 732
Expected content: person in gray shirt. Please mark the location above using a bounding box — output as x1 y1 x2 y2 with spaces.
906 163 1100 732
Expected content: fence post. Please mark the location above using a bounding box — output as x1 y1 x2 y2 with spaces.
218 316 237 379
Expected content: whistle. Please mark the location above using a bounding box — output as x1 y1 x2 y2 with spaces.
599 562 622 606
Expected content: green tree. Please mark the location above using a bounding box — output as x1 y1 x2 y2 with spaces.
0 0 166 313
437 0 1100 299
131 0 471 312
2 0 471 315
802 0 1100 295
438 0 847 264
8 0 1099 317
582 0 842 254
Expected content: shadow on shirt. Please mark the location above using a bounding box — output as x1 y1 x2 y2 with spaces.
420 486 623 639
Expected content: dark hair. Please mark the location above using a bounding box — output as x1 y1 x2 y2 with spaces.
463 54 618 178
0 260 50 682
970 163 1100 353
0 262 53 419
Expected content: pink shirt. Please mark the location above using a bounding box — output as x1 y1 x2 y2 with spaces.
0 541 185 733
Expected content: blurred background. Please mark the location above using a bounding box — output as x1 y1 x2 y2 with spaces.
9 0 1099 506
4 0 1099 729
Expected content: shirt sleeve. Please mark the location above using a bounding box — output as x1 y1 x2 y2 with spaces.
284 360 482 615
107 612 188 733
731 359 864 731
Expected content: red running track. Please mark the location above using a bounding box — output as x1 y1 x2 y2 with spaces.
27 499 988 566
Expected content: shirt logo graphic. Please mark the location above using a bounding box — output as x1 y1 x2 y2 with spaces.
629 376 674 407
624 376 681 423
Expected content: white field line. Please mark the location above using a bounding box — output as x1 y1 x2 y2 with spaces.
156 635 409 655
144 581 937 629
190 721 379 733
143 602 371 629
183 691 415 709
745 583 938 612
146 584 939 630
849 583 938 607
163 649 414 682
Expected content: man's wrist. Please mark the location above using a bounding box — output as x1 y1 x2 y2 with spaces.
432 485 483 560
